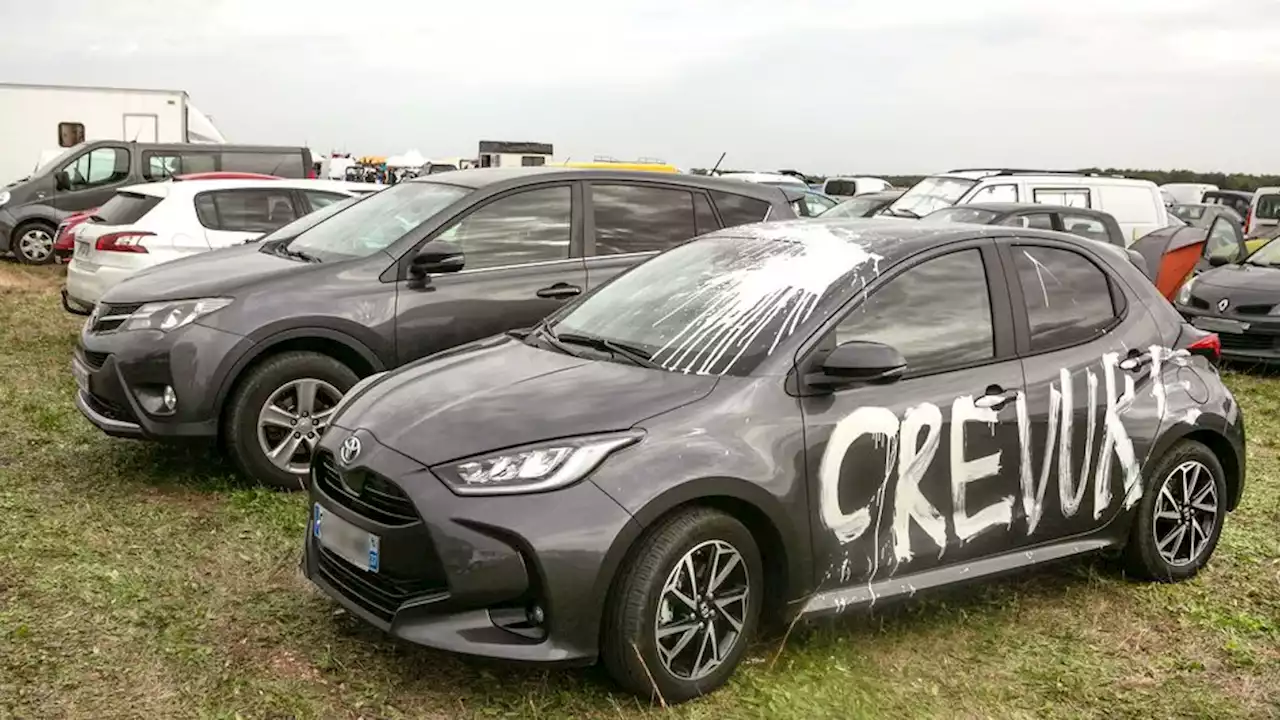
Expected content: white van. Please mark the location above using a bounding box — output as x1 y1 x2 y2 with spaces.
1159 182 1218 205
1246 186 1280 236
888 169 1168 244
821 176 891 198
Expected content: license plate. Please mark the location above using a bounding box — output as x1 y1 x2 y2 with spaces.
71 359 88 393
313 504 380 572
1194 316 1249 334
75 241 89 258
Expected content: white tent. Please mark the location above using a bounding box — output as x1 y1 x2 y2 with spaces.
186 102 227 144
386 149 427 168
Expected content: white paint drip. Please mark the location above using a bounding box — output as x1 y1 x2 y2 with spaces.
1057 368 1076 514
819 406 898 543
1096 353 1142 515
1016 387 1058 535
893 403 946 562
950 396 1013 543
1182 408 1202 425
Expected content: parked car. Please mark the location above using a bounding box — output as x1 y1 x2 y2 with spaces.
718 171 809 188
792 189 838 217
820 176 892 198
1201 190 1253 222
1245 186 1280 237
62 179 373 311
1160 182 1218 205
71 169 800 488
1170 203 1243 231
1174 233 1280 362
887 169 1168 243
820 190 905 218
0 142 314 264
303 218 1242 703
920 203 1126 246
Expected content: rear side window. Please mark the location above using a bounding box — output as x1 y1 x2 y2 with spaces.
1032 187 1090 208
96 192 162 224
970 183 1019 203
710 191 771 227
693 193 718 235
1061 213 1111 244
1013 246 1117 352
221 152 304 178
195 189 299 232
591 184 699 255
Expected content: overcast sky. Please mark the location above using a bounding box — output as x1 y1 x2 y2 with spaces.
3 0 1277 174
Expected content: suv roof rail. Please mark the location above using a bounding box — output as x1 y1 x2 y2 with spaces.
945 168 1096 176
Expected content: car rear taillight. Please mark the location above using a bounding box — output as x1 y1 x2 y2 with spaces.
95 231 155 253
1244 208 1253 235
1187 333 1221 363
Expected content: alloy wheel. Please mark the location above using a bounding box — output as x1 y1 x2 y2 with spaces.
1152 460 1219 567
256 378 343 474
653 539 750 681
18 228 53 263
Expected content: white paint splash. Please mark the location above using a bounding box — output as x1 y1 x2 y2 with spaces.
1015 388 1058 535
819 406 898 543
950 396 1013 543
1096 352 1142 515
893 402 946 562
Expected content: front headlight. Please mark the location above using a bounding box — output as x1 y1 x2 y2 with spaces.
0 190 10 207
120 297 232 332
432 431 642 496
1175 275 1196 306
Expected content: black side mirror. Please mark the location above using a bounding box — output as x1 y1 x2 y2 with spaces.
806 340 907 389
55 171 71 191
1207 254 1234 267
408 245 464 289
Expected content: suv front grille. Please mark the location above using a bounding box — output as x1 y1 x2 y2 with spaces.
315 548 447 623
313 450 419 526
90 302 142 333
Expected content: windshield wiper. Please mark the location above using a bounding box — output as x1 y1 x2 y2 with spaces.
555 331 662 369
530 324 581 358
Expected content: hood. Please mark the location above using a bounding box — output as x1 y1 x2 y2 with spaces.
333 334 718 467
1195 263 1280 293
101 243 312 303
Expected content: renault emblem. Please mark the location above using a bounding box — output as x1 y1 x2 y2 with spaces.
339 436 362 465
1217 298 1230 312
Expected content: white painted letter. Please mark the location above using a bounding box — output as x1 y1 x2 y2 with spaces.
819 406 900 543
1015 389 1058 535
950 396 1013 543
1095 353 1142 517
893 402 946 561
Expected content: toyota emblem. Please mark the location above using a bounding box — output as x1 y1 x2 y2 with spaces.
1217 298 1230 312
339 436 362 465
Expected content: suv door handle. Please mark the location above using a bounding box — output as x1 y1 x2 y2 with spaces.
974 385 1016 410
536 283 582 299
1119 350 1152 372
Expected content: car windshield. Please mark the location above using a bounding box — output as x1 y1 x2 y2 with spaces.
281 181 468 261
888 176 977 217
921 207 1001 225
1246 235 1280 266
823 196 885 218
548 231 877 377
256 195 361 244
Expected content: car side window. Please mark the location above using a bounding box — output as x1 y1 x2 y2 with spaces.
63 147 130 190
591 184 698 255
710 191 772 227
303 190 351 212
835 249 994 375
194 189 299 232
1032 187 1091 208
693 193 718 235
221 152 302 177
1206 217 1240 260
1061 213 1110 244
998 213 1054 230
435 186 571 270
970 184 1018 203
144 153 180 181
1012 245 1116 352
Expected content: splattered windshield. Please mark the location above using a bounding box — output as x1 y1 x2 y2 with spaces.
887 176 976 218
546 231 880 376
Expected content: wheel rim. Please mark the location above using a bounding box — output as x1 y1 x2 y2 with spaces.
18 228 53 262
653 539 750 681
1152 460 1219 567
256 379 343 475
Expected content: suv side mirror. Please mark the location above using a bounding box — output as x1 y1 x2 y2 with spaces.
407 244 464 289
55 171 71 192
1208 254 1234 267
806 340 907 389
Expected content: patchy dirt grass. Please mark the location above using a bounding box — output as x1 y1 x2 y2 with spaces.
0 262 1277 719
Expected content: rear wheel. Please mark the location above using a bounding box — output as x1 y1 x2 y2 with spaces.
12 221 56 265
1123 440 1226 582
224 351 357 490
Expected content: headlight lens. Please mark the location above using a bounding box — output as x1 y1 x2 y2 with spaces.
0 190 10 207
1175 276 1196 306
121 298 232 332
433 431 642 496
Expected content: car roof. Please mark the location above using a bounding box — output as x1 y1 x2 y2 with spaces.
116 178 370 199
409 167 789 200
949 202 1112 216
930 170 1156 188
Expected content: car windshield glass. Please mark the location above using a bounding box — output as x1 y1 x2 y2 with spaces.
889 176 977 217
921 207 1001 224
823 196 883 218
549 232 875 377
283 182 468 261
257 195 360 243
1246 234 1280 265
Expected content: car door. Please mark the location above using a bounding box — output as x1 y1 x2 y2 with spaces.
50 145 134 213
194 188 301 248
998 237 1168 545
582 181 719 290
393 182 587 364
800 241 1027 592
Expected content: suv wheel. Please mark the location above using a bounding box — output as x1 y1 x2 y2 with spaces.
13 222 57 265
1123 440 1226 582
602 507 761 704
224 351 358 490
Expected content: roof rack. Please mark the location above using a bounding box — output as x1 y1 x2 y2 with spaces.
946 168 1099 176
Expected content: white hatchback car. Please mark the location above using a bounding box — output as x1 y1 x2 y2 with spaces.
66 179 376 308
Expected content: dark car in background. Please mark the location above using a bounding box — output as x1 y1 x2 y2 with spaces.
1201 190 1253 223
1174 234 1280 363
71 168 798 488
1 141 313 264
1171 203 1243 230
920 202 1126 246
819 189 904 218
304 219 1243 703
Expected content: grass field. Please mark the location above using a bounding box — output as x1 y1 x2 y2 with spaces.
1 263 1277 719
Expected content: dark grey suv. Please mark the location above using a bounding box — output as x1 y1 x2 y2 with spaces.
71 168 800 487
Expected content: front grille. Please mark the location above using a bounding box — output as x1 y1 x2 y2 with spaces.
1235 303 1275 316
1220 333 1276 351
315 547 446 623
314 451 418 526
1189 297 1211 310
81 350 109 370
90 302 142 333
83 392 134 422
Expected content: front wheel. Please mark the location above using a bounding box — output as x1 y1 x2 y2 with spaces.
1123 440 1227 582
602 507 762 704
12 222 57 265
224 351 358 490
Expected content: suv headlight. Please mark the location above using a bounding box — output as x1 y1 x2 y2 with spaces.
432 431 642 496
121 298 233 332
1175 275 1196 306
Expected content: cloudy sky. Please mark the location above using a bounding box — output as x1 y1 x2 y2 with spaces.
3 0 1277 174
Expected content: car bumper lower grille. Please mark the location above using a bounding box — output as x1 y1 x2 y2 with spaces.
314 547 447 623
1220 333 1276 352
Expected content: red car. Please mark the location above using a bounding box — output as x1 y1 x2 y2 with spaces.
52 172 282 262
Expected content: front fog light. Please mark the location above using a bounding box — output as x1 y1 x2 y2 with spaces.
162 385 177 411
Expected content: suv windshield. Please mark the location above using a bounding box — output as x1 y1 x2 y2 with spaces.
282 182 468 261
889 176 976 217
549 232 874 376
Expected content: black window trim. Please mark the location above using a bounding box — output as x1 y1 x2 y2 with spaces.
790 237 1016 390
1031 186 1093 209
996 236 1129 359
582 179 715 257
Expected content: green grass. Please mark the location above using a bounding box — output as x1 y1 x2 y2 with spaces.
2 264 1279 719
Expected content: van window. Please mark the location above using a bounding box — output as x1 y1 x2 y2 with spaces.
970 184 1018 203
1061 214 1111 244
63 147 130 191
710 191 772 227
1255 193 1280 221
1032 188 1090 208
1098 186 1158 224
143 151 220 180
221 152 304 178
58 122 85 148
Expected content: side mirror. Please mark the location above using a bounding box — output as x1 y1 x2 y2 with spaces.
806 340 907 389
1207 254 1234 267
55 171 71 191
411 245 465 276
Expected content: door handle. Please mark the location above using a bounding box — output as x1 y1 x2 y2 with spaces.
1119 350 1151 372
535 283 582 299
974 385 1015 410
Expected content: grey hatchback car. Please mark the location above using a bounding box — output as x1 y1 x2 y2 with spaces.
71 168 800 487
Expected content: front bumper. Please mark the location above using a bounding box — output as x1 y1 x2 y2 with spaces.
1177 308 1280 363
303 430 641 664
0 209 15 252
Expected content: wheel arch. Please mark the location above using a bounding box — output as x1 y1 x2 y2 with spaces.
1149 419 1245 512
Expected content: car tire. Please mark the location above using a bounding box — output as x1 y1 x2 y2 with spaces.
602 507 762 704
224 351 358 491
12 221 57 265
1122 439 1227 582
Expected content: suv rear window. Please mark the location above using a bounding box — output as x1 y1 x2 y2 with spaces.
221 152 305 178
710 191 772 227
96 192 162 224
1255 193 1280 220
824 180 858 196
